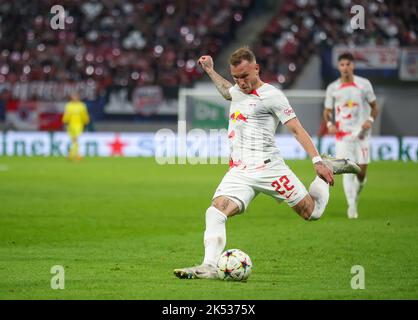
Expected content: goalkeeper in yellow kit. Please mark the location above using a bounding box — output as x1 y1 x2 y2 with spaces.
62 92 90 161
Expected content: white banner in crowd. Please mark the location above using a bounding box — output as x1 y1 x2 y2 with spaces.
399 47 418 81
332 46 399 69
1 132 418 162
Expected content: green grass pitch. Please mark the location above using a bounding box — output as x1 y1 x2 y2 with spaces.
0 157 417 299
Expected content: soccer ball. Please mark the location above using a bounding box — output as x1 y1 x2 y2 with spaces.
216 249 252 281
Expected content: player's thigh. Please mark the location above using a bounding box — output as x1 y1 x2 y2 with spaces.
356 139 371 165
335 140 355 160
212 196 240 217
253 160 308 208
357 164 368 181
68 126 82 140
212 168 257 216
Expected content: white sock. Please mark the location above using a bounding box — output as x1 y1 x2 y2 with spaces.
308 176 330 220
203 207 227 267
343 174 356 207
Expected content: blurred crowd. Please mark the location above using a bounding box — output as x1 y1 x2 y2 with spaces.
0 0 254 92
254 0 418 87
0 0 417 91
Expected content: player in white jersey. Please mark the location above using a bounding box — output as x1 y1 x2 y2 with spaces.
323 52 379 219
174 47 360 279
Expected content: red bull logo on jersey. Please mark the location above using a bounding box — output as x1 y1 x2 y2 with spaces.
342 99 358 109
230 110 248 123
337 100 357 120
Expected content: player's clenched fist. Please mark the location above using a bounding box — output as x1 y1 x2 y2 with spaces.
198 55 214 73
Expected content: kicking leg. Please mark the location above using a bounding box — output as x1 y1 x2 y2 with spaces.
292 176 330 221
289 153 359 220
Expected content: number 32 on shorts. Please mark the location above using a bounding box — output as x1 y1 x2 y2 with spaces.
271 175 294 195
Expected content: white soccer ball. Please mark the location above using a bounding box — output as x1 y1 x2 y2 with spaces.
217 249 252 281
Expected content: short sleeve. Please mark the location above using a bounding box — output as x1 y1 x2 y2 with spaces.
263 89 296 124
324 84 334 109
364 80 376 103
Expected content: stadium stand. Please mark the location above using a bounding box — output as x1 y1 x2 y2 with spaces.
253 0 418 88
0 0 255 92
1 0 417 91
0 0 416 133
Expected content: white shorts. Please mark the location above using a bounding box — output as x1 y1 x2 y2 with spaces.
213 159 308 213
336 138 370 165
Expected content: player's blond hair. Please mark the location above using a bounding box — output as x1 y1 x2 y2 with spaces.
229 46 256 66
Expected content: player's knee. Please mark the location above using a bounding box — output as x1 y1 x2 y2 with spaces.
293 196 315 221
303 208 315 221
211 196 240 217
300 206 312 221
299 199 324 221
299 212 310 221
307 201 326 221
357 165 367 181
357 172 366 182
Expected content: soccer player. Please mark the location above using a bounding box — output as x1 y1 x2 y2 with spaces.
323 52 379 219
174 47 360 279
62 92 90 161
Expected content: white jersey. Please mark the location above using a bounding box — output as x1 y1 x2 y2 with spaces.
325 75 376 141
227 83 296 167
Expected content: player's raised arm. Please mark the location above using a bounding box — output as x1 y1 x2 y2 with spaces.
285 117 334 186
198 55 232 100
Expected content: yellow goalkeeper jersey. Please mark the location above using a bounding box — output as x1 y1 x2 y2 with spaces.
62 100 90 129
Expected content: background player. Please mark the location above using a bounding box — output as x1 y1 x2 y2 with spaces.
174 47 360 279
323 52 379 219
62 92 90 161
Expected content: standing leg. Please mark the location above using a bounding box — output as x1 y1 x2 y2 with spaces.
348 139 370 218
203 196 240 267
355 165 368 196
73 137 79 159
348 164 367 218
336 140 359 218
173 196 240 279
68 137 78 160
174 168 255 279
343 174 358 218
